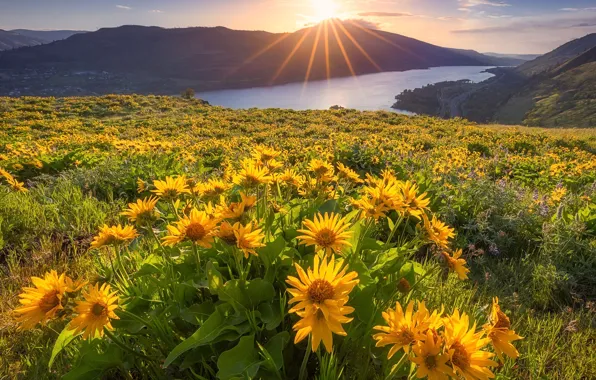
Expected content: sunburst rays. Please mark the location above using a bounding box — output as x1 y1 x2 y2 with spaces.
232 17 416 91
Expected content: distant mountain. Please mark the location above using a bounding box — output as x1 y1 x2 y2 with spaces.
393 33 596 128
517 34 596 76
9 29 87 42
0 22 502 95
0 29 46 51
483 52 541 62
448 48 527 66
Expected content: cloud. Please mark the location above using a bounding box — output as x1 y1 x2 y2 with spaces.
559 7 596 12
116 5 132 10
357 12 412 17
452 15 596 34
149 10 163 13
342 18 382 30
459 0 510 8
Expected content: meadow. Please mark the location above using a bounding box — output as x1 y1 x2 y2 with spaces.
0 95 595 379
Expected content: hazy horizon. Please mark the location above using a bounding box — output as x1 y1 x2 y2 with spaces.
1 0 596 54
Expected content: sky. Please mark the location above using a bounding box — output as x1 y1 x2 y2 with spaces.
1 0 596 54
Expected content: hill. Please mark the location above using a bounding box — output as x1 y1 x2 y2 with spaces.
9 29 87 42
393 33 596 128
0 95 594 379
449 48 527 66
0 22 501 95
0 29 46 51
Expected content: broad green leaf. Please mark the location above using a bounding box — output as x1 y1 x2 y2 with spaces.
318 199 338 214
49 325 79 369
352 285 377 324
164 304 235 367
217 335 261 380
180 302 215 325
218 279 275 311
207 261 224 293
132 254 163 278
262 331 290 371
257 303 283 330
246 279 275 307
258 235 286 268
62 345 122 380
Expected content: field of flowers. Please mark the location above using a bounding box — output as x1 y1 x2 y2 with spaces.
0 95 595 379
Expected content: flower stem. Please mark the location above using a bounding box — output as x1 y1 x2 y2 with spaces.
103 328 156 362
299 335 312 380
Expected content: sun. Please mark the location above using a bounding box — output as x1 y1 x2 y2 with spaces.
312 0 338 22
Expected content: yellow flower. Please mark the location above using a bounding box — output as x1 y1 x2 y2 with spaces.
91 224 139 249
373 301 442 358
410 329 454 380
443 249 470 280
0 168 27 192
297 212 353 256
69 283 119 339
217 221 238 245
195 178 231 198
400 181 430 219
121 196 159 225
443 309 497 380
162 209 218 248
276 169 305 188
286 255 359 352
423 214 455 249
137 178 147 193
336 163 363 184
233 160 272 188
217 192 256 220
483 298 522 361
351 196 388 220
548 187 567 206
151 175 191 199
14 270 71 330
252 145 281 163
308 159 335 182
233 222 266 258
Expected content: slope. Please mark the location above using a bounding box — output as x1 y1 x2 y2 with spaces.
0 22 499 94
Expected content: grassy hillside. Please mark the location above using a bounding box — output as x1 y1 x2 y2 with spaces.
0 96 595 379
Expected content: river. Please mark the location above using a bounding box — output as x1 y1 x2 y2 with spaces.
195 66 495 112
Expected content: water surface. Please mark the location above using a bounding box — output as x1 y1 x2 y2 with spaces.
195 66 495 111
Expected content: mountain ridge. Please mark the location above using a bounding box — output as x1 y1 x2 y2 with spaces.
0 22 508 95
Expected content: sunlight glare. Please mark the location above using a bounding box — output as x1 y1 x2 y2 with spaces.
312 0 338 22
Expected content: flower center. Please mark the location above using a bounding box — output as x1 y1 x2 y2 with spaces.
451 342 470 369
307 279 335 303
424 355 437 370
398 328 415 345
186 223 206 241
39 291 60 313
91 302 105 316
494 310 511 329
316 228 336 247
163 188 179 198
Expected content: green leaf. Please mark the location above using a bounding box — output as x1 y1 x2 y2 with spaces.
207 261 224 294
352 285 377 324
217 335 261 380
62 345 122 380
218 279 275 311
262 332 290 371
246 279 275 307
180 302 215 325
257 303 283 330
132 254 163 278
318 199 338 214
48 325 79 369
258 235 286 268
164 304 235 367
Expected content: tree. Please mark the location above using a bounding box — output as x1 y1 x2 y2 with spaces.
181 88 195 100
